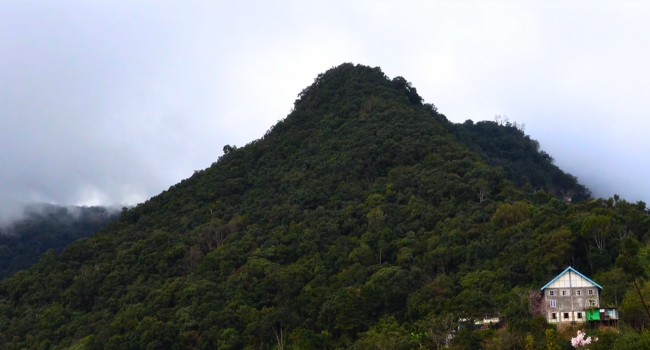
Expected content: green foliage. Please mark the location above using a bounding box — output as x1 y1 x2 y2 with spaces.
491 201 529 228
525 334 534 350
612 329 650 350
454 329 483 349
594 267 629 307
447 118 591 202
620 279 650 330
581 215 610 251
545 328 561 350
353 316 410 350
589 330 620 350
0 63 648 349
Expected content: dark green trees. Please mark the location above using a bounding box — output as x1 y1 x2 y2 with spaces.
447 118 591 202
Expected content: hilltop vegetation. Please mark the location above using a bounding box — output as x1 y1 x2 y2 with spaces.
1 64 649 349
0 204 119 280
447 118 591 202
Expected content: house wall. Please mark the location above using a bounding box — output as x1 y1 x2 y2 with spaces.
547 311 586 323
545 270 594 289
543 285 599 323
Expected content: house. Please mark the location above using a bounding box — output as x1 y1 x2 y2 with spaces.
458 316 501 329
540 267 604 323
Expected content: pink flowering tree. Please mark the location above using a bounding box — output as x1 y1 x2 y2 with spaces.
571 330 598 349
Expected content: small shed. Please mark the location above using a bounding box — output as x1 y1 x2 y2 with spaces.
586 308 619 327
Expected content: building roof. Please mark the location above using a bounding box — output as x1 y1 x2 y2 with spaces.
540 266 603 290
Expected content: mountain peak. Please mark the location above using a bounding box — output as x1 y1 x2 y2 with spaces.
293 63 423 114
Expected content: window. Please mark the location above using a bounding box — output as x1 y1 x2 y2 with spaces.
549 291 555 296
588 289 594 295
552 313 557 319
577 312 582 319
565 281 570 287
563 313 570 319
550 300 557 308
576 290 582 296
562 290 567 296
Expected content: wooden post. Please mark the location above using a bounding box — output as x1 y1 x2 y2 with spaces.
569 271 574 322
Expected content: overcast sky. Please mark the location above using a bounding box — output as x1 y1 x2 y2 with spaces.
1 1 649 220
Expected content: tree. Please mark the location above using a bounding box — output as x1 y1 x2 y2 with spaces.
595 267 629 307
491 202 530 228
422 313 456 350
474 179 490 203
223 144 236 155
582 215 610 251
571 330 597 349
353 316 409 350
620 280 650 330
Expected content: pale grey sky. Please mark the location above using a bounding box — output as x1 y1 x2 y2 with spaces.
1 1 649 219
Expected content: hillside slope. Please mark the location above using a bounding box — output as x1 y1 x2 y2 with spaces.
0 64 648 349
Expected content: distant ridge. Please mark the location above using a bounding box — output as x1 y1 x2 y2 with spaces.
0 204 119 280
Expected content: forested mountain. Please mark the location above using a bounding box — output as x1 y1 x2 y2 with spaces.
0 204 119 280
1 64 649 349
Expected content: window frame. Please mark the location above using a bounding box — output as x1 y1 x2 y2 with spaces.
550 300 557 308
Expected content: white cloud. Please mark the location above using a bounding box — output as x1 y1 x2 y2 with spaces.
1 0 650 218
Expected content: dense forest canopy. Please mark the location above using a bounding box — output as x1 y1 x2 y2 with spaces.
445 118 591 202
0 204 119 280
1 64 649 349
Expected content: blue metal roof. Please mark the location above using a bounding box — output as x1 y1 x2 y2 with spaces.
540 266 602 290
